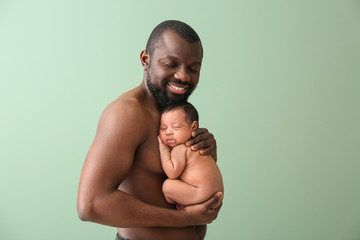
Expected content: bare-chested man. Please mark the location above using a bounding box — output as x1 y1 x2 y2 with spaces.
77 20 223 240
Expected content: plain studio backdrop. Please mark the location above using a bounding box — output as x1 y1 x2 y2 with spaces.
1 1 359 239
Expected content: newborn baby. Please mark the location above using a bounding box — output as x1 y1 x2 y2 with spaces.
158 102 224 207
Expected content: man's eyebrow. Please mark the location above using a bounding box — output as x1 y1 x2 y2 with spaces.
158 56 179 62
161 56 201 65
164 56 178 60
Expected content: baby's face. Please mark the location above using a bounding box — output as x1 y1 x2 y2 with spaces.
159 109 195 148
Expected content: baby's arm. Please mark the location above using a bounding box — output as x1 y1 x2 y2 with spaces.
158 137 186 179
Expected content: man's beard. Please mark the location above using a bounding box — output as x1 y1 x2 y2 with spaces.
146 74 194 109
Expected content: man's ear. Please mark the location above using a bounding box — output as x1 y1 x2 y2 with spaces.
140 50 149 70
191 121 198 131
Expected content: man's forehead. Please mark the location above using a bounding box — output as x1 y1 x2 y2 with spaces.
153 31 203 59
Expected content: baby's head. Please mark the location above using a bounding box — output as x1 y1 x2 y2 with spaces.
159 102 199 148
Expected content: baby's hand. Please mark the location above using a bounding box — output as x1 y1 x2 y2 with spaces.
157 136 171 154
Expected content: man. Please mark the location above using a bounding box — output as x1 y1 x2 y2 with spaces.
77 20 223 240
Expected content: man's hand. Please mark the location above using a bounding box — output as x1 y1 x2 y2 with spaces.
182 192 223 225
186 128 217 161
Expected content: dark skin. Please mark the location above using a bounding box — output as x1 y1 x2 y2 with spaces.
187 128 217 162
77 31 222 240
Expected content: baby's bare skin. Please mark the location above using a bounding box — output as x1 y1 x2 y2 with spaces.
161 143 224 206
158 108 224 207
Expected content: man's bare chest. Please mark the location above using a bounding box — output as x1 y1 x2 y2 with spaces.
134 132 164 174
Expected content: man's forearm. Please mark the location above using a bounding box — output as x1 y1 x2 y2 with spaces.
78 189 190 228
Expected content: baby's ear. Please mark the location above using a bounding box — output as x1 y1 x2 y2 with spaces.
191 121 198 131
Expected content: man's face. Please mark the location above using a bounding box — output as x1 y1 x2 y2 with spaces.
146 31 203 108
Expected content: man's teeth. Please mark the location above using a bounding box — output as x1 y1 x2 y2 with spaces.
170 84 185 90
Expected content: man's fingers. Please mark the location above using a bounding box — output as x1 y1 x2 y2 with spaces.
186 127 217 160
182 192 223 225
192 128 208 138
204 192 223 210
191 139 210 151
199 148 210 155
200 146 217 155
186 131 209 147
188 134 214 148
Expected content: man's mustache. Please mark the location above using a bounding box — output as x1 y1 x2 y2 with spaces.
163 79 194 89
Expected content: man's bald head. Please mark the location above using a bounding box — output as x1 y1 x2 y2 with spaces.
145 20 203 57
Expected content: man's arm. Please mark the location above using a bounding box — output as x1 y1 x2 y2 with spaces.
158 137 186 179
77 99 221 228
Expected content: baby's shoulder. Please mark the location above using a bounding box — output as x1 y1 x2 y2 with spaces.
172 143 189 152
171 143 190 156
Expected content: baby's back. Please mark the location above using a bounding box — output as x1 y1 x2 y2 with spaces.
179 144 224 200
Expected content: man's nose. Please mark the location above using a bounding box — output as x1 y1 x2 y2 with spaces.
174 66 190 82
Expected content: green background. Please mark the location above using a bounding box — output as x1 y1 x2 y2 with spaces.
1 0 359 239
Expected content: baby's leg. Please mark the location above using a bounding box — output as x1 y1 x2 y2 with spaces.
162 179 208 206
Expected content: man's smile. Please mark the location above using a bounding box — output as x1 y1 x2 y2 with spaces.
167 82 189 95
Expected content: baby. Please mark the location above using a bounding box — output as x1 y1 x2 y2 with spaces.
158 102 224 207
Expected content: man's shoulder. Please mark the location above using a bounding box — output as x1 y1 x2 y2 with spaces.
97 93 149 132
104 94 147 120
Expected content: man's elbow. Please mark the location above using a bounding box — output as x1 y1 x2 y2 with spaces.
77 198 96 222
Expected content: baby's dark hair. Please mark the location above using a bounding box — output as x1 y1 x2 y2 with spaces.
161 102 199 125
